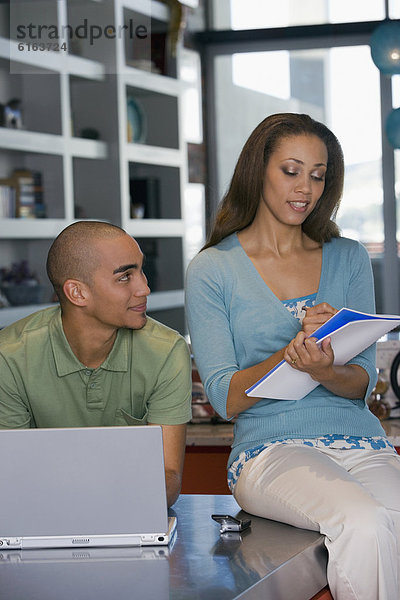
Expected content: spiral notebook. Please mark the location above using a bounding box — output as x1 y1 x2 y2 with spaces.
246 308 400 401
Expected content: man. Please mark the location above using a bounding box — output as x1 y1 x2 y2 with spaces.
0 221 192 507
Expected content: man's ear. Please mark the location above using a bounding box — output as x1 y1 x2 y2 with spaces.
63 279 90 307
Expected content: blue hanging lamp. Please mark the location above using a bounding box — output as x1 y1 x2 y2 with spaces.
385 107 400 148
370 20 400 75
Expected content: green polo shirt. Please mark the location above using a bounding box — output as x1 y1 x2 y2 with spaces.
0 306 192 429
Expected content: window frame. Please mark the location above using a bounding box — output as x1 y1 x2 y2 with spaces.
196 20 400 314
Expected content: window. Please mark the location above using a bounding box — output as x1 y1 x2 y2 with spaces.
211 0 386 30
204 7 399 312
215 46 383 248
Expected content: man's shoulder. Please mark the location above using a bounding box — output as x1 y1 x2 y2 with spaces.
137 317 186 348
0 306 60 347
118 317 190 370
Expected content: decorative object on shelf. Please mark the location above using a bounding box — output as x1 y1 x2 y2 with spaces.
126 96 146 143
368 371 391 420
370 20 400 75
158 0 187 57
131 202 145 219
2 98 23 129
0 260 43 306
385 107 400 148
0 177 17 218
0 289 10 308
80 128 100 140
10 169 46 219
129 177 161 219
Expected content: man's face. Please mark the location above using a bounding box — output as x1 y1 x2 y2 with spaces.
85 234 150 331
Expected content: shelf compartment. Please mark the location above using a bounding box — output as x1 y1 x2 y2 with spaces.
0 151 64 220
135 236 184 292
70 75 112 142
123 5 176 78
9 2 59 46
72 157 119 223
126 85 179 149
129 162 181 220
65 0 118 64
0 57 62 135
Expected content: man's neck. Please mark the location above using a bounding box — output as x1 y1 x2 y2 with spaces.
61 311 118 369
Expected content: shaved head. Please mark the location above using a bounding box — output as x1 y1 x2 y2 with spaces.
46 221 127 302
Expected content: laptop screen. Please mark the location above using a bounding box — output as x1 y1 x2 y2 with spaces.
0 426 169 543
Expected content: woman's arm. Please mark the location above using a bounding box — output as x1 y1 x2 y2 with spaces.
225 349 286 418
226 303 338 418
186 251 270 420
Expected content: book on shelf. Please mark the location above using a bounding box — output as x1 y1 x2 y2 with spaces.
0 170 45 219
246 307 400 402
0 178 16 218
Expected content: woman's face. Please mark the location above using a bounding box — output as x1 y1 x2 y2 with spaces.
259 134 328 227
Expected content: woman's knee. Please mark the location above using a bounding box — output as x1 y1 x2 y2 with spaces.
325 498 396 547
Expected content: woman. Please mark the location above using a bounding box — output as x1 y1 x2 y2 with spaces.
185 113 400 600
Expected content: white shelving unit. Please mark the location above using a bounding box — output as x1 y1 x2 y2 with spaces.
0 0 190 333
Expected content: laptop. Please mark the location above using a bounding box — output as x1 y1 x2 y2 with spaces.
0 426 176 550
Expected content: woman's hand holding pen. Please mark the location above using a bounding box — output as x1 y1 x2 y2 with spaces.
301 302 337 337
283 302 338 382
283 330 335 383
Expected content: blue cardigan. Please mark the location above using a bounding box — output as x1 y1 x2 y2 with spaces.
185 233 384 467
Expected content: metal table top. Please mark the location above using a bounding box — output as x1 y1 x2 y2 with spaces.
0 495 327 600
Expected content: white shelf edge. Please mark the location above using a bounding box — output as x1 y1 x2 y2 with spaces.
0 128 107 159
121 0 169 21
147 289 184 311
0 129 65 155
125 218 185 237
123 66 183 96
0 219 75 239
0 37 105 81
66 54 105 80
125 143 183 167
68 137 108 159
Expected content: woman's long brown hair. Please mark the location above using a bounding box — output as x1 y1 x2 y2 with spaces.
203 113 344 250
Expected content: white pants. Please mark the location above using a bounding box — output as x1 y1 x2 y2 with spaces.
233 443 400 600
